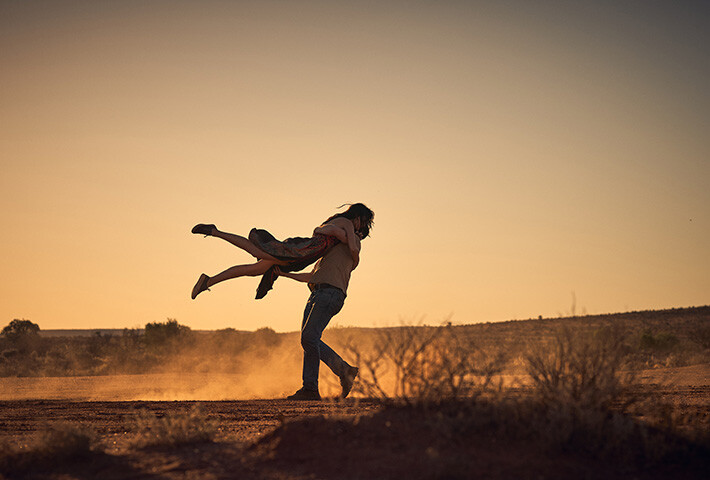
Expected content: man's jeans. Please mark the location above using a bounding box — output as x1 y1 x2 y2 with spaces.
301 287 349 391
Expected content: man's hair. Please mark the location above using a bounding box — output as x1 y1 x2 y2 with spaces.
324 203 375 238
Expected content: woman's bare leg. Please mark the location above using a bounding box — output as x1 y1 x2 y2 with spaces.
210 227 280 261
206 260 277 288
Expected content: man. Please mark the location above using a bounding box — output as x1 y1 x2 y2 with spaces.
279 206 373 400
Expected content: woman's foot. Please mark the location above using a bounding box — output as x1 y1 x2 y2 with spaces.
191 224 216 236
191 273 211 299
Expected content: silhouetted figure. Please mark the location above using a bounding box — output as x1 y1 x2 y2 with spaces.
279 203 374 400
190 205 365 300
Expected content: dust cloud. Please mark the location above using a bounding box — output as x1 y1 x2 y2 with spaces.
4 307 708 401
0 326 365 401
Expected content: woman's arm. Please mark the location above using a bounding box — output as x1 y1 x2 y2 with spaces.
338 218 359 255
351 236 360 270
313 224 348 243
279 268 314 284
350 248 360 270
317 218 360 264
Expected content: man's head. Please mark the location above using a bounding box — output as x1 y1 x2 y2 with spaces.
340 203 374 238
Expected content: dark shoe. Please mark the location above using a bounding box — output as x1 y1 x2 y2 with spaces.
287 388 321 401
191 224 216 236
191 273 210 299
340 365 359 398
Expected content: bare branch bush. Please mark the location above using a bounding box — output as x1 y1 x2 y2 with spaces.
409 324 709 464
519 325 694 462
338 321 709 465
525 324 635 411
342 322 508 404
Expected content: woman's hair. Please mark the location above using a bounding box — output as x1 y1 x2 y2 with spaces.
324 203 375 238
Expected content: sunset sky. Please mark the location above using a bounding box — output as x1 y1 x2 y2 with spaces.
1 0 708 332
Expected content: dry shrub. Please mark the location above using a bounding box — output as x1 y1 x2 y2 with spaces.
410 394 708 468
130 405 217 448
344 322 508 404
525 325 634 411
690 324 710 350
520 326 643 458
0 423 95 475
36 423 94 458
342 322 709 467
520 325 710 464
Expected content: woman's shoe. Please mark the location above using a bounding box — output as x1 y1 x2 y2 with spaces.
191 274 211 299
191 224 216 236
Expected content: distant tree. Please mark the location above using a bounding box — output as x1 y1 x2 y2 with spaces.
254 326 280 347
121 327 142 347
1 319 40 342
144 318 191 347
1 319 41 356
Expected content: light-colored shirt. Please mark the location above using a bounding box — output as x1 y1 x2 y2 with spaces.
309 242 355 294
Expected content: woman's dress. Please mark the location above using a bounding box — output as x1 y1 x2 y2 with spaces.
248 228 339 299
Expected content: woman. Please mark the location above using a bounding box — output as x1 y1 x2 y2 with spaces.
190 203 374 299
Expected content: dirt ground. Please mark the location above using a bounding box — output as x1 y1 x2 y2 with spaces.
0 398 382 451
0 398 387 480
1 365 708 480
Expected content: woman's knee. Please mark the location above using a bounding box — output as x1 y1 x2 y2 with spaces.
253 260 274 274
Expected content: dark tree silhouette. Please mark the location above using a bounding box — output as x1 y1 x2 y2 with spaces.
144 318 191 347
1 319 40 342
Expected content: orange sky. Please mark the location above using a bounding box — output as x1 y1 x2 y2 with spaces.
1 1 708 332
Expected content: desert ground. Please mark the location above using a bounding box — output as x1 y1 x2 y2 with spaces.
1 308 709 479
0 365 708 480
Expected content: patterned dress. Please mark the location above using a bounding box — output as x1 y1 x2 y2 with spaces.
248 228 339 299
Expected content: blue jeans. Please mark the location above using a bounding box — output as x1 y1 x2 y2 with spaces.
300 287 349 391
